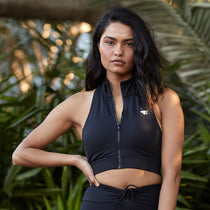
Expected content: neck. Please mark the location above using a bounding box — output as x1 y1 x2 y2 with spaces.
106 73 132 97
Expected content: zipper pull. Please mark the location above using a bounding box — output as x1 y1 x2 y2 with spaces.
117 122 121 130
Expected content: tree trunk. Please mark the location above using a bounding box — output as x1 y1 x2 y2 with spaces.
0 0 120 23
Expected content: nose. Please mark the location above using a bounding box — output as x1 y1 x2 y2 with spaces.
114 43 123 56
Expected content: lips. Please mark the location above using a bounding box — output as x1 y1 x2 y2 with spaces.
111 59 125 66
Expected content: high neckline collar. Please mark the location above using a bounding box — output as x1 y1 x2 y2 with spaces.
103 76 135 98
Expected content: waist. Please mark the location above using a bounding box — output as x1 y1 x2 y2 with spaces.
90 156 161 175
95 168 162 190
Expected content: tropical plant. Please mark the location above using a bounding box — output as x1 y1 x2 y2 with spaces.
42 167 87 210
165 0 210 98
1 165 87 210
0 0 210 209
176 81 210 210
0 18 88 209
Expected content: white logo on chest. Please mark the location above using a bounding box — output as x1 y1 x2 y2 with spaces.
140 110 149 115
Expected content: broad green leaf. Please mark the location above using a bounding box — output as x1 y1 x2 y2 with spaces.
7 107 42 129
43 196 52 210
183 144 208 156
74 174 87 210
42 168 55 188
57 194 64 210
177 193 191 208
181 170 208 182
61 166 68 202
183 131 199 148
191 109 210 123
198 122 210 143
3 165 22 195
16 168 42 181
67 184 73 210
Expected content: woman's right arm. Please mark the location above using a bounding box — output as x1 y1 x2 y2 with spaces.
12 92 100 186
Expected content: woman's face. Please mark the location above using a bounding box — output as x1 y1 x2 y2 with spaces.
98 22 135 79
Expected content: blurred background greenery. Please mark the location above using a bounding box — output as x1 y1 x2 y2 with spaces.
0 0 209 209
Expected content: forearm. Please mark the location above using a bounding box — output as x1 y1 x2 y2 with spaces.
158 173 181 210
12 147 79 168
12 147 100 186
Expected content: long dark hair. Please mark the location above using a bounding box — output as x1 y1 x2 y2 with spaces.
86 7 166 106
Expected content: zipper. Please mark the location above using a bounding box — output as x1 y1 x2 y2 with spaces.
112 98 122 169
116 122 121 168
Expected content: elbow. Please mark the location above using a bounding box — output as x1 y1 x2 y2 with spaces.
162 168 182 184
12 151 18 165
173 169 181 184
12 150 21 166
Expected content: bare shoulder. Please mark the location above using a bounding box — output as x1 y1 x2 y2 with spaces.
49 90 95 123
157 88 182 113
64 90 95 107
62 89 95 124
73 90 95 100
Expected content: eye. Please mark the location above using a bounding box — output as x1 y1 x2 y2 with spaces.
125 42 134 47
105 40 114 45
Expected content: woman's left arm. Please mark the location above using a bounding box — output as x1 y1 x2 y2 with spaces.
158 88 184 210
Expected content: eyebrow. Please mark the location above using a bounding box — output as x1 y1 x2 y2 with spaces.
103 36 134 42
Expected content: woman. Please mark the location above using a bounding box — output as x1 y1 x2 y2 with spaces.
12 8 184 210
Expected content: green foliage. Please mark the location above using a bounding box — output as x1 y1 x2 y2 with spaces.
1 165 87 209
0 1 210 209
169 0 210 48
176 81 210 210
0 18 87 209
42 168 87 210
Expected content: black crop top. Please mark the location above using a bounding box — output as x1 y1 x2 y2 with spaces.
82 77 162 175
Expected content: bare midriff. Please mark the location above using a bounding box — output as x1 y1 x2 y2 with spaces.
95 168 162 189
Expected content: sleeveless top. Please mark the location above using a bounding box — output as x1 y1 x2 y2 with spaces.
82 77 162 175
